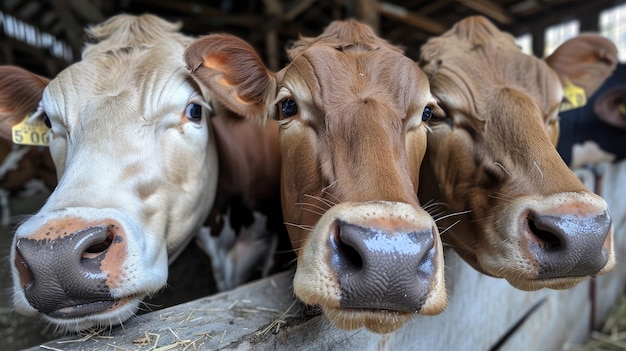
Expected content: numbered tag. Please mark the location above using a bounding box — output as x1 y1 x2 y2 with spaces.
560 79 587 112
12 114 50 147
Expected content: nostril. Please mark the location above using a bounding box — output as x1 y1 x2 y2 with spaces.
527 216 562 251
335 228 363 271
82 230 115 259
14 246 34 289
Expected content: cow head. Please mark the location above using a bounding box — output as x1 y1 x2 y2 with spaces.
185 20 446 333
418 16 616 290
2 14 220 331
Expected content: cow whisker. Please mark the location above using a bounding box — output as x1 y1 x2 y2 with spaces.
534 160 544 179
433 209 471 223
441 241 475 254
422 200 450 211
438 219 461 236
494 162 511 176
488 191 517 203
281 257 298 269
296 205 326 217
428 209 449 220
303 194 336 209
283 222 314 231
321 180 341 204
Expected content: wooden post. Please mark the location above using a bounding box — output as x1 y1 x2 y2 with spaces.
354 0 380 33
263 0 282 71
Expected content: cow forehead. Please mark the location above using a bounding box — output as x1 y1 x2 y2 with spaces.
423 32 562 120
282 45 431 119
45 47 197 125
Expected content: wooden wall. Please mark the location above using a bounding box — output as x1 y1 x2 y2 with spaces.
28 160 626 351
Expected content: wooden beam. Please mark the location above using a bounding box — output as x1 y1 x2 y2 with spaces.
49 0 83 60
262 0 282 71
355 0 380 33
284 0 318 22
377 2 447 35
457 0 513 25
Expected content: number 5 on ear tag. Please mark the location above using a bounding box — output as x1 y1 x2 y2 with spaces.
12 114 50 147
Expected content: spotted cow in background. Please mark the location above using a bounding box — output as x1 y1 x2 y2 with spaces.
1 14 285 332
186 20 446 333
418 16 615 291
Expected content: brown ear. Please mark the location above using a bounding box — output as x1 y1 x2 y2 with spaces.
545 34 618 99
0 66 48 141
184 34 277 121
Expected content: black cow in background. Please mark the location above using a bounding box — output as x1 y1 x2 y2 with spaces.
558 64 626 168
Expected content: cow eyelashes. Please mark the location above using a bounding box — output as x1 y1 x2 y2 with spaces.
184 102 203 122
42 113 51 128
281 99 297 118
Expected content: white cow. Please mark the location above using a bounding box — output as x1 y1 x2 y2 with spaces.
0 14 282 331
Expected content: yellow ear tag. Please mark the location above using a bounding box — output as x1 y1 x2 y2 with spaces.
560 79 587 112
12 114 50 147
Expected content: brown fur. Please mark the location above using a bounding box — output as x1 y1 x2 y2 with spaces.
418 16 615 290
185 19 446 333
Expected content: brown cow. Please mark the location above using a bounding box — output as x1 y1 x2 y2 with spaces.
418 16 616 291
2 14 283 331
185 20 447 333
0 67 56 225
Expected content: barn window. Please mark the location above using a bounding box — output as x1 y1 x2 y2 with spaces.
0 11 73 62
544 19 580 57
600 2 626 62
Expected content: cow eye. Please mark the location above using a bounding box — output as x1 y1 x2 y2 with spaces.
422 106 432 121
42 113 51 128
185 103 203 121
281 99 297 118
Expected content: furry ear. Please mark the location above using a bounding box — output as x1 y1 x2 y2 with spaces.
185 34 277 121
546 34 618 100
0 66 48 140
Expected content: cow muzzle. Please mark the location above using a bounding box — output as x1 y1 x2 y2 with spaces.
293 201 446 333
11 208 168 330
487 192 615 290
330 220 436 312
15 224 121 318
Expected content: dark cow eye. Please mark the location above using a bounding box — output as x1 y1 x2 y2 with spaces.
281 99 297 118
185 103 203 121
42 113 51 128
422 106 432 121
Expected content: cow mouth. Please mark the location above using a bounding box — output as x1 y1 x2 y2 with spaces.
323 306 414 333
508 274 587 291
47 296 137 319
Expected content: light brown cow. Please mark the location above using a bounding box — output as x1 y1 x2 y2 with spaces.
185 20 446 333
2 14 282 331
418 16 616 291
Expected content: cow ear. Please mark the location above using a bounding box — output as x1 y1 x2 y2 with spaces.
185 34 277 122
545 34 618 100
0 66 48 141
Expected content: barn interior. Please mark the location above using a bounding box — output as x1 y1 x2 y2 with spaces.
1 0 626 350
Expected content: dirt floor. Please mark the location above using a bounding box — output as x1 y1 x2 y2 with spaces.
0 193 217 351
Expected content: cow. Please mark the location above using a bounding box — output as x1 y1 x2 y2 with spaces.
1 14 283 332
185 20 446 333
417 16 616 291
558 63 626 168
0 68 56 226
